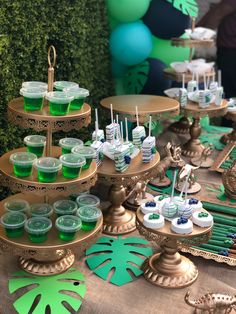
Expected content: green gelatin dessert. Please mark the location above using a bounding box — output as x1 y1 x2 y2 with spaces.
77 206 102 231
10 152 37 177
55 215 81 241
54 81 79 91
24 135 46 157
45 91 74 116
59 138 83 155
34 157 62 183
53 199 78 217
76 194 100 208
1 212 27 238
4 199 30 213
25 217 52 243
63 87 89 111
30 203 53 218
20 87 46 111
70 98 84 110
60 154 86 179
71 146 96 170
22 81 48 90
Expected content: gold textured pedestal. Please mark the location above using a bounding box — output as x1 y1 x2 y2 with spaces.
182 101 228 157
220 112 236 145
136 208 212 289
0 194 103 276
97 153 160 235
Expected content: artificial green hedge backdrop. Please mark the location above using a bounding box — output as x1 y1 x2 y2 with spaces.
0 0 113 155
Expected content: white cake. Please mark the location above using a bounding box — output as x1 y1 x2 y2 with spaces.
106 123 119 142
192 211 213 228
187 198 203 211
91 140 103 166
114 145 130 172
154 195 169 210
143 213 165 229
92 129 105 142
173 196 185 209
124 141 134 155
178 203 193 219
141 201 159 215
162 201 177 218
132 126 146 148
171 217 193 234
142 136 156 163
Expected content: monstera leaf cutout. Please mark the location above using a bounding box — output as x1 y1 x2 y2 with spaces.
124 61 149 95
8 268 86 314
86 236 152 286
166 0 198 17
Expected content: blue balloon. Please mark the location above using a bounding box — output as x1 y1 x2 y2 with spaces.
109 22 153 66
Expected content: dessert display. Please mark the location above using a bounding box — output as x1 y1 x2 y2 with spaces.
53 81 79 91
25 217 52 243
105 104 119 143
76 194 100 208
55 215 82 241
132 107 146 148
60 154 86 179
1 212 27 238
187 198 203 211
34 157 62 182
141 201 159 215
45 91 74 116
53 200 78 217
59 138 83 154
143 213 165 229
24 135 46 157
192 211 213 228
72 146 96 170
77 206 102 231
30 203 53 218
63 87 89 110
4 199 29 213
20 86 47 111
171 217 193 234
142 116 156 163
10 152 37 177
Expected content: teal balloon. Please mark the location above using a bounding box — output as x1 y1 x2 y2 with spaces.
110 22 153 66
108 0 151 22
149 35 191 66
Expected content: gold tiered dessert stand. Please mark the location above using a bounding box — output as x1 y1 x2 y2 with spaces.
97 153 160 235
136 208 212 289
0 46 102 276
181 100 228 157
220 110 236 144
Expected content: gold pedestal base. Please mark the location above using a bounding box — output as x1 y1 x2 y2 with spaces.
103 206 136 235
182 140 204 157
142 252 198 289
191 156 214 168
149 176 171 188
220 130 236 145
18 249 75 276
169 117 191 134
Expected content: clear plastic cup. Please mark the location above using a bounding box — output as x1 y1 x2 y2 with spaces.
34 157 62 183
53 200 78 217
20 87 47 111
71 146 96 170
22 81 48 90
30 203 53 218
25 217 52 243
55 215 82 241
60 154 86 179
10 152 37 177
59 138 83 154
4 199 30 213
45 91 74 116
69 191 89 201
24 135 46 157
76 194 100 208
54 81 79 92
77 206 102 231
1 212 27 238
64 88 89 110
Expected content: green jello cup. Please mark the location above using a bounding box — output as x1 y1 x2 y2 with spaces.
71 146 96 170
55 215 81 241
76 194 100 208
46 91 74 116
59 138 83 155
53 200 78 217
31 203 53 218
54 81 79 91
34 157 62 183
63 88 89 110
69 191 89 201
77 206 102 231
25 217 52 243
1 212 27 238
4 199 30 214
10 152 37 177
24 135 46 157
22 81 48 90
20 87 47 111
60 154 86 179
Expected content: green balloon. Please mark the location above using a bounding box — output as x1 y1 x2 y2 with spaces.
149 34 191 66
107 0 151 23
108 15 120 31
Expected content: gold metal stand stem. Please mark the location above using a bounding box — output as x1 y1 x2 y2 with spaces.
18 249 75 276
182 117 204 157
142 239 198 289
103 184 136 235
169 117 191 134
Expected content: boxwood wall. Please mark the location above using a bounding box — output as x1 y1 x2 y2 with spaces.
0 0 113 155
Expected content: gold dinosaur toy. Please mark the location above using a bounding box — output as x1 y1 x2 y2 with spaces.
185 291 236 313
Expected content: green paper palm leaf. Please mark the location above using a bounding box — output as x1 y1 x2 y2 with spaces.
124 61 149 95
166 0 198 17
8 268 86 314
86 236 152 286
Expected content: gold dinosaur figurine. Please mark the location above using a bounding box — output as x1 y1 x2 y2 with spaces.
222 160 236 200
185 291 236 313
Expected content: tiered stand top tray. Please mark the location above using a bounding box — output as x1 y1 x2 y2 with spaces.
171 38 214 48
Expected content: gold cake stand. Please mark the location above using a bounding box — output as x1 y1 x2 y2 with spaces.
100 95 179 124
171 38 214 49
182 100 228 157
97 153 160 235
136 208 212 289
0 193 102 276
163 68 215 83
220 111 236 144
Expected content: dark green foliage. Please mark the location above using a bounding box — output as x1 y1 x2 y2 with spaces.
0 0 113 198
